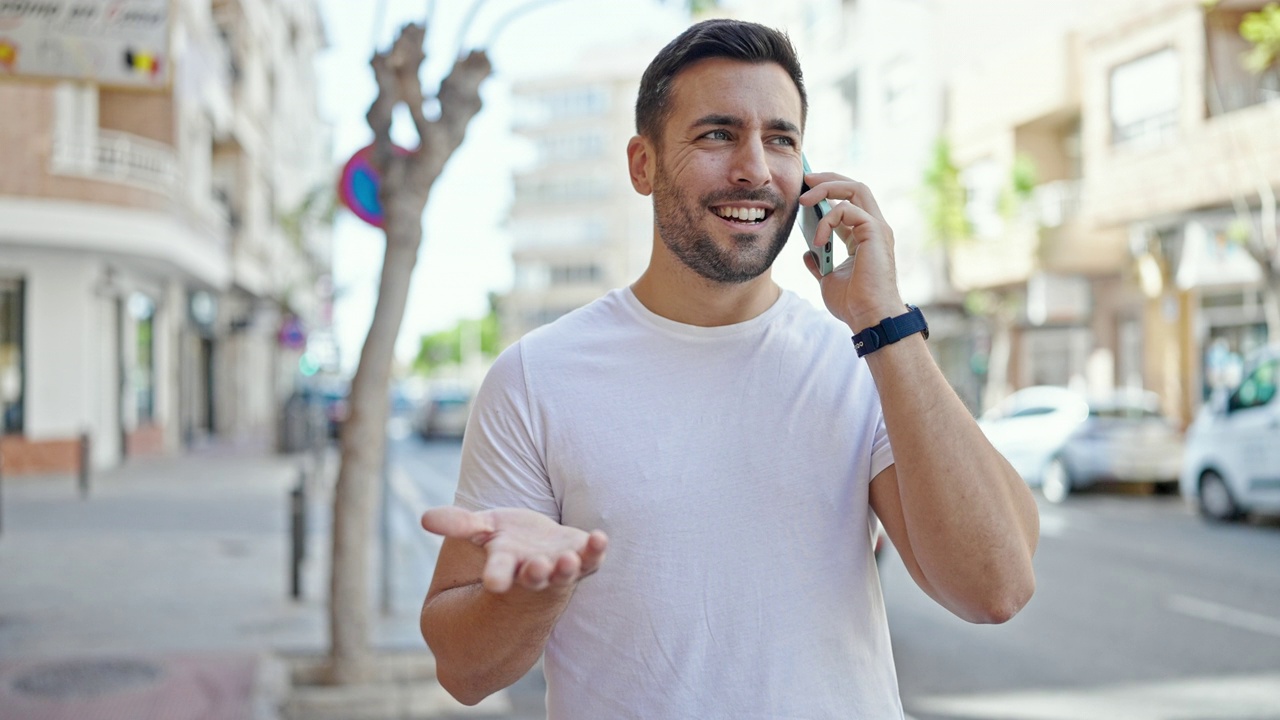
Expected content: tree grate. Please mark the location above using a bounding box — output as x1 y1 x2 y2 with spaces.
11 658 162 699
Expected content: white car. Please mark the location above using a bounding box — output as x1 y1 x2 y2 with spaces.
978 386 1090 498
1180 344 1280 521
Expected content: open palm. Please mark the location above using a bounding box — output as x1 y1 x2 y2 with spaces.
421 506 608 594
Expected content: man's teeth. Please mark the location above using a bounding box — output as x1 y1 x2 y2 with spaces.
714 207 767 222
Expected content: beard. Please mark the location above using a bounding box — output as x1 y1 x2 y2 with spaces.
652 167 798 285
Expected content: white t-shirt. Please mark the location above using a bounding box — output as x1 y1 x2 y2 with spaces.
454 286 904 719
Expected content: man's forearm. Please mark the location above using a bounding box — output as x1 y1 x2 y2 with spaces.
864 333 1038 620
421 583 574 705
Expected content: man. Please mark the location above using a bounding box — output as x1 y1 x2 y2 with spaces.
419 18 1038 718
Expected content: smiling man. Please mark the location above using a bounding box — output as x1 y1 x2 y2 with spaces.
418 18 1039 719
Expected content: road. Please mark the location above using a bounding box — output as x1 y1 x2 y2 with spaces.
387 427 1280 719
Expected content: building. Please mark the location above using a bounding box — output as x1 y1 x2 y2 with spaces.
0 0 332 474
499 40 666 346
942 0 1280 422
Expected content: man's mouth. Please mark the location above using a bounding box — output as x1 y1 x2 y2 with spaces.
711 205 772 225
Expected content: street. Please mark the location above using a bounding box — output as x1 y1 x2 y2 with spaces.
388 428 1280 719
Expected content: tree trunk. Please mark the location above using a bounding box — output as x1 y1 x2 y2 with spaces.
982 306 1014 414
323 21 490 685
327 211 424 684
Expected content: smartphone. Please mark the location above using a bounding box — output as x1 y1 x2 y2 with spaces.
799 154 834 276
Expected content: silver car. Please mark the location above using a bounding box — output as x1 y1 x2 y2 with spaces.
980 386 1184 503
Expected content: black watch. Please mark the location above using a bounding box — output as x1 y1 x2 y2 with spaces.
852 304 928 357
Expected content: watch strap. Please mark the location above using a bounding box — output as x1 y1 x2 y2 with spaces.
852 305 928 357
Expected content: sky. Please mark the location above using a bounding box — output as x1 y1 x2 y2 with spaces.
315 0 827 373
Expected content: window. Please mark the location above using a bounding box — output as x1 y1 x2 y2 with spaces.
537 132 605 163
129 293 156 424
882 57 913 123
1110 49 1180 149
0 279 24 434
549 264 602 286
962 159 1004 239
1229 360 1278 412
839 70 863 165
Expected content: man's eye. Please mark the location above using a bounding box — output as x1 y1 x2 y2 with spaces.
771 136 797 146
704 130 731 141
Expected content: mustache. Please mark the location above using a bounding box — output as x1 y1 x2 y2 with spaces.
701 188 788 208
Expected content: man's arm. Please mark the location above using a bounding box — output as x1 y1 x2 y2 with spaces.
420 506 608 705
863 335 1038 623
801 172 1037 623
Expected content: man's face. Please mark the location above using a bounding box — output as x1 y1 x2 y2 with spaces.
648 58 805 285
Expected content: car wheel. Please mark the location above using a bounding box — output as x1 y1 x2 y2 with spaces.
1198 471 1242 522
1041 458 1072 504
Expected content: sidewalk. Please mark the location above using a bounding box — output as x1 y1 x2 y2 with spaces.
0 441 482 719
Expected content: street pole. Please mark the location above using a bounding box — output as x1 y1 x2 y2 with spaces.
77 432 91 499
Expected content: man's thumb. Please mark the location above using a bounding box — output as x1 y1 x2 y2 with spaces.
421 505 492 542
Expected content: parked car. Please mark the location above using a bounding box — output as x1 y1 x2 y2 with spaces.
978 386 1089 497
1180 344 1280 521
413 387 472 439
980 386 1184 503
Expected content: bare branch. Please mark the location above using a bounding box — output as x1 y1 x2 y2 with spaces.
434 49 492 151
387 24 431 143
366 50 399 171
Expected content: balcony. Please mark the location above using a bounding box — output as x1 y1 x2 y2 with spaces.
50 130 178 195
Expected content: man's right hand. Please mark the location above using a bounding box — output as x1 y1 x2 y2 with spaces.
421 506 608 594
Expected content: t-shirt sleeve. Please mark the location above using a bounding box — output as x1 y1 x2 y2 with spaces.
452 342 560 521
869 405 894 480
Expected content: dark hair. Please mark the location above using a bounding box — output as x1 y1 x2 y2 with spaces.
635 18 807 142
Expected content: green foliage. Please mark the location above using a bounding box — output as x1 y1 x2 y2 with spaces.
413 311 499 374
1011 154 1038 200
922 138 971 247
1240 3 1280 73
999 154 1039 220
688 0 720 14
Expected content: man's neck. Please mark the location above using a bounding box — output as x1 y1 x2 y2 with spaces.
630 256 782 327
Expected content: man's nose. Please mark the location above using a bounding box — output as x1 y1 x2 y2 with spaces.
729 140 771 187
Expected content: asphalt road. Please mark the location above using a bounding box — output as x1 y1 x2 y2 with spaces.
389 427 1280 719
885 490 1280 720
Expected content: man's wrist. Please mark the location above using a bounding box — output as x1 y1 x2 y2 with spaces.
846 302 906 335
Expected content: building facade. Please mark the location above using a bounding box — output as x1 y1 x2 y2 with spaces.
499 41 665 346
0 0 332 473
944 0 1280 422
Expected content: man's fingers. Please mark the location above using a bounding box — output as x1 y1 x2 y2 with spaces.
549 552 582 587
817 202 876 255
421 506 494 544
802 174 885 222
517 556 553 591
482 549 517 593
579 530 609 573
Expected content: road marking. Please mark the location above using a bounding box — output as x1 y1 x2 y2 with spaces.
1167 594 1280 639
910 673 1280 719
1037 510 1069 538
389 466 442 552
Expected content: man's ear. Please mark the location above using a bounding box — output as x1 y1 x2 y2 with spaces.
627 135 655 196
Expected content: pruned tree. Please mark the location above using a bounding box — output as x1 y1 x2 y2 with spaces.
326 21 491 685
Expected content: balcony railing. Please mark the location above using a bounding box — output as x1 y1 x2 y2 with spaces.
51 129 179 194
1033 179 1082 229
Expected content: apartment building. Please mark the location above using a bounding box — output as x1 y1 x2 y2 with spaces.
1079 0 1280 422
944 0 1279 422
499 41 662 345
0 0 332 473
